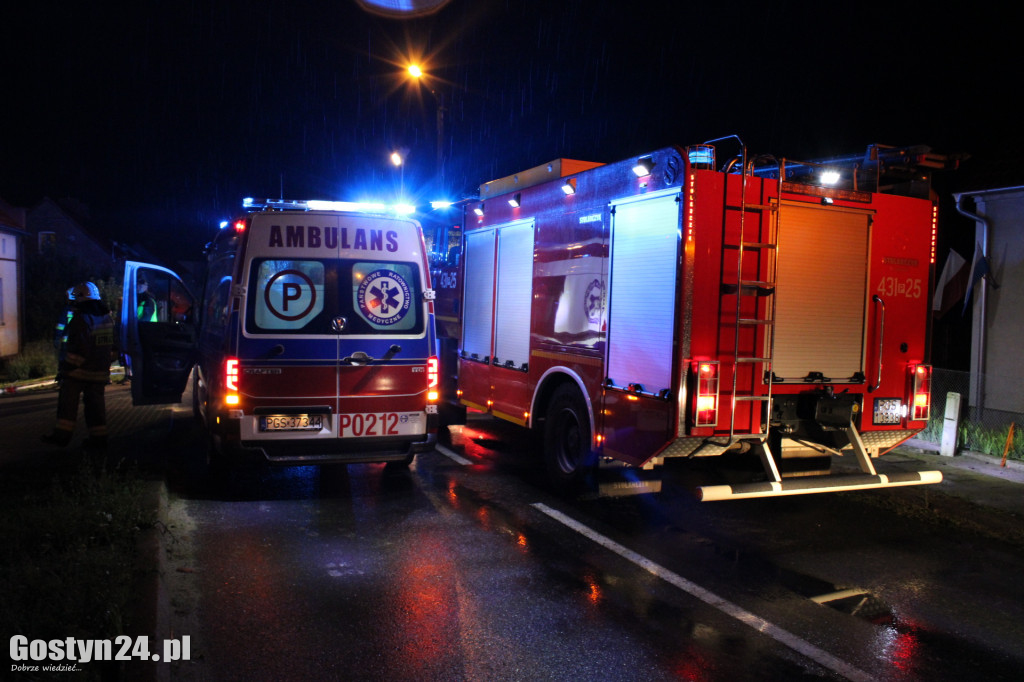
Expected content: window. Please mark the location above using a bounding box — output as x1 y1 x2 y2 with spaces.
138 270 193 324
245 258 423 336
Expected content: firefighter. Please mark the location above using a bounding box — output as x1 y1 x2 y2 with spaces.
137 276 158 322
41 282 117 449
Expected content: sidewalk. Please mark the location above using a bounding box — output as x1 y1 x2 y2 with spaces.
886 439 1024 517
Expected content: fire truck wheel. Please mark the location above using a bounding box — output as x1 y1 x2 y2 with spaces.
544 384 595 489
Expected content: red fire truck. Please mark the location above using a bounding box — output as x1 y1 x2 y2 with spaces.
437 137 953 499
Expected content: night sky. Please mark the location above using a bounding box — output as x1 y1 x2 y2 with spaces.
2 0 1017 261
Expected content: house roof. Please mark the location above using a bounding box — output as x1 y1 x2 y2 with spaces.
0 198 28 234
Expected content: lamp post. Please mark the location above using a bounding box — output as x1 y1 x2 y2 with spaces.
407 64 445 187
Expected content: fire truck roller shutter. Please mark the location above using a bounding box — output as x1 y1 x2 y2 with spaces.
607 190 681 394
772 203 871 382
462 228 497 362
493 220 535 370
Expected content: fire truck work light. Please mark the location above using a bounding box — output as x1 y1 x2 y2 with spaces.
508 193 521 208
632 157 654 178
695 361 720 426
473 204 485 216
820 170 841 185
561 178 577 195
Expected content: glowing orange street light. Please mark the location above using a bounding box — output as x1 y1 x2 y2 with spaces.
404 62 444 185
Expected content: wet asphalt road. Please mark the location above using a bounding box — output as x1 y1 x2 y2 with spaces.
162 442 828 680
158 415 1024 681
4 384 1024 680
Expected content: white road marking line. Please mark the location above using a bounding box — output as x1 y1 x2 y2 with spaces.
532 502 874 682
436 443 472 465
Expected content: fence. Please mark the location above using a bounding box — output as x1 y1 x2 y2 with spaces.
915 368 1023 461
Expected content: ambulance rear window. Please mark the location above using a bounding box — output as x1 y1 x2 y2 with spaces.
245 258 423 336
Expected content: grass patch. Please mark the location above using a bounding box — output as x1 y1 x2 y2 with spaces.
961 421 1023 462
2 339 59 383
0 458 155 676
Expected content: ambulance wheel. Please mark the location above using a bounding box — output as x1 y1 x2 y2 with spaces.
543 384 595 490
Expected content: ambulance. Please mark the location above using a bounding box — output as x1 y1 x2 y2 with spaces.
120 198 439 469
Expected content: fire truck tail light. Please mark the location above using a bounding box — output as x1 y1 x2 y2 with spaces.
427 356 439 402
225 358 240 406
695 361 719 427
910 364 932 421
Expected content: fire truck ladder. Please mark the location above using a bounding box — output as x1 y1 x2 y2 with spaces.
723 160 779 448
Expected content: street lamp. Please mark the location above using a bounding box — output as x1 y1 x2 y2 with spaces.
390 150 404 197
406 63 445 187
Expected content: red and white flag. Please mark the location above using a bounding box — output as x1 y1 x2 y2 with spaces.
932 249 967 318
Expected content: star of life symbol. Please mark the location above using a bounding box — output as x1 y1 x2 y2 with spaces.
358 269 411 325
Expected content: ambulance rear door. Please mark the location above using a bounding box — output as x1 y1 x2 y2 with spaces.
120 261 198 406
237 213 434 448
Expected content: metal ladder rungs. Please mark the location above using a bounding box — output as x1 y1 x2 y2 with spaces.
738 318 774 326
741 241 777 250
736 357 773 363
734 395 771 402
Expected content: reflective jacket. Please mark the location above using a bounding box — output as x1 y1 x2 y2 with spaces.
63 301 116 383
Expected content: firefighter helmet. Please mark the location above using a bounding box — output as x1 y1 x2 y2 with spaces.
71 282 101 301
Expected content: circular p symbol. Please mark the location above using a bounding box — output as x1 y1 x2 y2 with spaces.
264 269 317 322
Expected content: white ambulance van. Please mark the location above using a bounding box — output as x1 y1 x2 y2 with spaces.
120 198 439 469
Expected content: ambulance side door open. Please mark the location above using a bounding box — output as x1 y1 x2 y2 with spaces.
121 261 198 406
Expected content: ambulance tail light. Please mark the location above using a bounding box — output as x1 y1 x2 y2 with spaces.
910 364 932 421
427 356 439 403
225 358 240 406
695 361 719 427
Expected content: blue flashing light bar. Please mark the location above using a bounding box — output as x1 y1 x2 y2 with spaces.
241 197 463 215
243 197 401 214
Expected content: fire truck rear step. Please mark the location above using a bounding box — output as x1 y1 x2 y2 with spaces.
695 470 944 501
695 419 943 500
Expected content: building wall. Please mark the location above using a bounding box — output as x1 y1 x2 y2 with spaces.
0 229 22 357
970 188 1024 415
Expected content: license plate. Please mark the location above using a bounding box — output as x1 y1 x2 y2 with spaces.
338 412 425 438
872 398 903 425
259 414 325 432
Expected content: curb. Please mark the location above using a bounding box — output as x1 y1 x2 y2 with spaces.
905 437 1024 475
